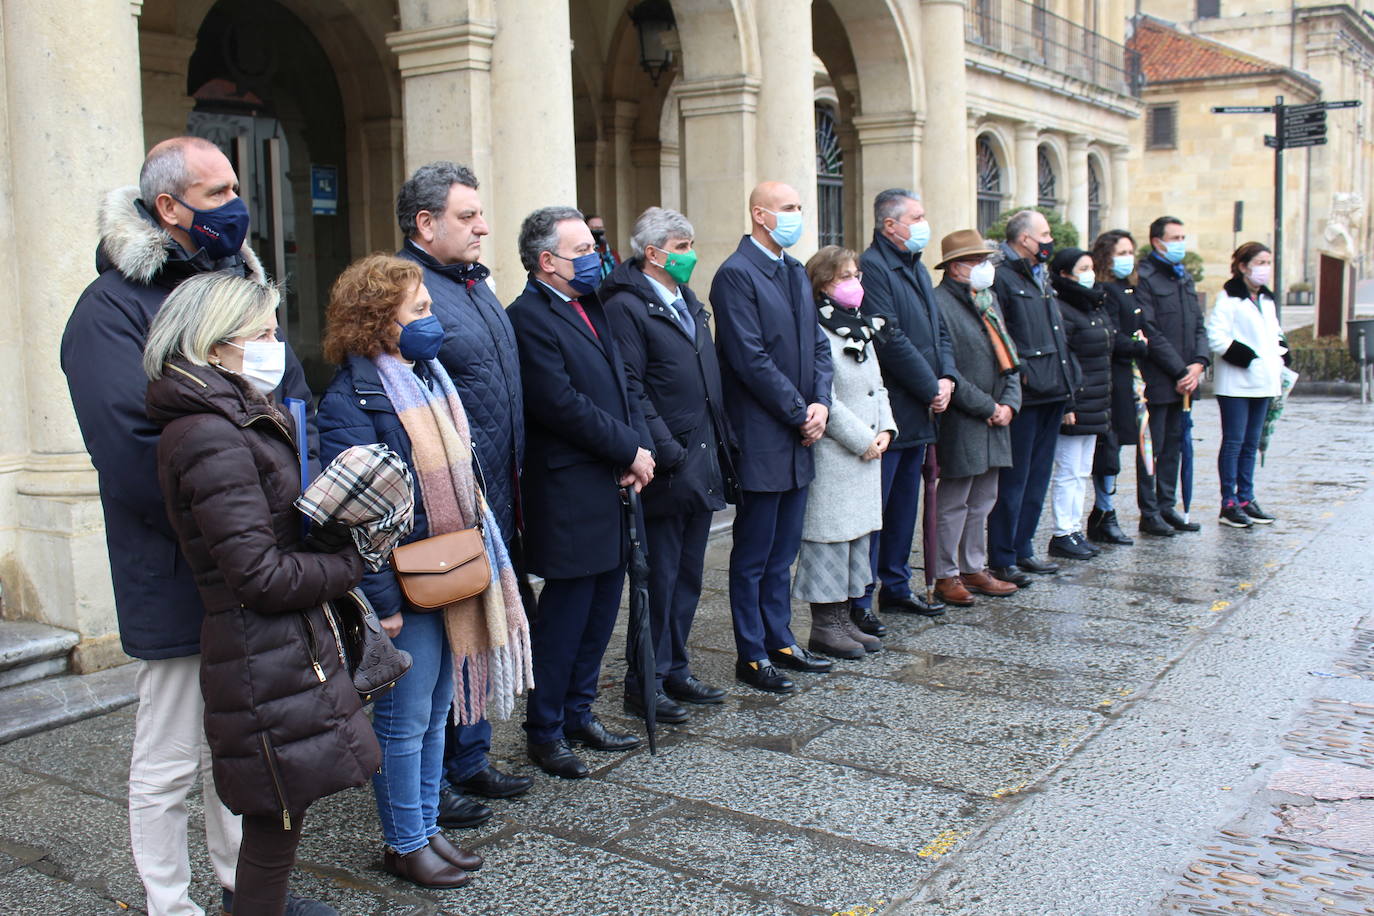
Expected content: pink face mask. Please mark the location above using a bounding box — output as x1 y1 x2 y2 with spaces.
831 277 865 309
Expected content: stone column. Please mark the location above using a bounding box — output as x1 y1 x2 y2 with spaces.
139 29 196 148
853 112 923 239
677 75 759 292
1066 133 1090 239
921 0 973 232
754 0 818 255
4 0 146 665
631 140 663 220
1110 144 1130 232
1015 121 1040 208
357 118 405 254
488 0 577 302
603 100 640 252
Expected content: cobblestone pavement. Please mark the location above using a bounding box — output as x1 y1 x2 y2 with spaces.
1 397 1371 915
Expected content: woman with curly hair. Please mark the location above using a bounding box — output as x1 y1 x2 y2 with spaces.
315 254 532 890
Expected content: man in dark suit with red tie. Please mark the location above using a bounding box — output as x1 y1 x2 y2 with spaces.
507 206 655 779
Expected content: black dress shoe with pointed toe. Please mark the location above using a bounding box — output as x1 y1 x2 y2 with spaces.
454 764 534 800
734 659 796 694
989 566 1033 588
527 738 589 779
663 675 727 705
624 689 689 723
767 644 833 672
564 716 642 752
1016 555 1060 574
436 786 493 829
849 604 889 637
878 592 946 617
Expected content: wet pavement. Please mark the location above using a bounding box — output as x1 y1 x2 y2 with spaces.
1 395 1372 915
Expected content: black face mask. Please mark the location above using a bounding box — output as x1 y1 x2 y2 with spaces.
1035 240 1054 263
591 228 606 244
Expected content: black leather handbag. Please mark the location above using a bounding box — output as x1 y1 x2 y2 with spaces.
327 589 412 704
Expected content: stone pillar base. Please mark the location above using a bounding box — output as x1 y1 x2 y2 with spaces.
70 634 131 676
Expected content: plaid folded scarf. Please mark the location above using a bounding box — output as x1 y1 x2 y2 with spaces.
373 353 533 723
296 443 414 571
974 289 1020 375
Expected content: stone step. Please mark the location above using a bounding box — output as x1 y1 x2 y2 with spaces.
0 621 79 689
0 662 138 745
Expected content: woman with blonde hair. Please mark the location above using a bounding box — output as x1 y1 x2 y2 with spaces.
144 272 375 915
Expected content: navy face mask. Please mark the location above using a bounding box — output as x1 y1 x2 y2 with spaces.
172 195 251 260
396 314 445 361
553 251 603 295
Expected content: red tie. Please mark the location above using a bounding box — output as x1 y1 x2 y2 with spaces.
569 298 599 340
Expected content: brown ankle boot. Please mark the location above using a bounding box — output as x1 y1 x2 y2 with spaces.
383 842 472 889
807 602 865 659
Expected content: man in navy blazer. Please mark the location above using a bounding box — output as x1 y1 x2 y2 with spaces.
711 181 835 694
507 206 655 779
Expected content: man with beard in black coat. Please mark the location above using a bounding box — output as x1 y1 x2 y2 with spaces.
601 206 734 724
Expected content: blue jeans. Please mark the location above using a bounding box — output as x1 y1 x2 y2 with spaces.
854 445 925 610
1093 474 1116 511
1216 395 1270 505
371 610 453 854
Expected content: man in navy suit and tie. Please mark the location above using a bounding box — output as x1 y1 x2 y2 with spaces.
507 206 655 778
711 181 835 694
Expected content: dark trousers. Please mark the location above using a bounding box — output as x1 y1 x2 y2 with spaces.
234 811 305 915
627 510 712 692
988 401 1064 567
728 487 806 662
1216 395 1270 505
522 566 625 745
854 444 925 610
1137 401 1183 519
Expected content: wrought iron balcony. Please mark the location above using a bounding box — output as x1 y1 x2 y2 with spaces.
967 0 1142 97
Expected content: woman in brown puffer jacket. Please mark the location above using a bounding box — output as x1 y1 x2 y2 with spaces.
143 272 377 916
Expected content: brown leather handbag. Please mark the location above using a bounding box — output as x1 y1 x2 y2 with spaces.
390 527 491 611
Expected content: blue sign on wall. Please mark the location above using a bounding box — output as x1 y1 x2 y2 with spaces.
311 165 338 216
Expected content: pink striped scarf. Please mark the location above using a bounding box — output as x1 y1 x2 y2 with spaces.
373 353 533 723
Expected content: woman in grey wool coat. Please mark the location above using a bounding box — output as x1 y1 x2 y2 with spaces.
794 246 897 658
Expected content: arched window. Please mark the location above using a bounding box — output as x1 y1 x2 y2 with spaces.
976 136 1003 234
1037 146 1057 210
1087 157 1103 242
815 105 843 248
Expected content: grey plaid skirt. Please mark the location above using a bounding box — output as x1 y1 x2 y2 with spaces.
792 534 873 603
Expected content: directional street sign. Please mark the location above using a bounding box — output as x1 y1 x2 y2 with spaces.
1322 99 1361 110
1282 135 1328 149
1265 135 1280 148
1282 111 1326 127
1284 102 1327 116
1212 105 1275 113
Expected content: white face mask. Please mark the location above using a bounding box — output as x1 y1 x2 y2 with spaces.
968 260 996 291
1247 264 1272 287
224 338 286 395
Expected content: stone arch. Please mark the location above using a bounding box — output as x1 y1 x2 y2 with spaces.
1036 135 1067 212
1086 145 1111 242
974 128 1012 232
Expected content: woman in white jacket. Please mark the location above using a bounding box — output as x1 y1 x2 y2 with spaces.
1205 242 1287 528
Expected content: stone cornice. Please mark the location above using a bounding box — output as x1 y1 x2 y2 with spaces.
852 111 925 145
386 20 498 77
676 75 761 118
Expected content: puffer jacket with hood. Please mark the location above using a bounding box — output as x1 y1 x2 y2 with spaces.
60 187 315 660
148 359 376 824
1050 273 1113 437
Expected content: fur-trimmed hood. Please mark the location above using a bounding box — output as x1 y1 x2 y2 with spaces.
97 186 265 286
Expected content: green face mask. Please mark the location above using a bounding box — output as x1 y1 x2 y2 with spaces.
654 247 698 285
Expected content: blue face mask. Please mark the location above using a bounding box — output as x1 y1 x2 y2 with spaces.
1162 240 1187 264
764 208 804 249
1111 255 1135 279
554 251 603 295
396 314 445 362
904 220 932 254
1076 269 1096 289
172 195 251 260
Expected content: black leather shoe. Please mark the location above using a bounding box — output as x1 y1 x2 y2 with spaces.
454 764 533 800
1016 555 1060 574
1074 532 1102 556
1139 514 1176 536
767 644 833 672
734 659 796 694
989 566 1033 588
527 738 589 779
849 604 889 637
624 689 689 723
564 716 642 752
436 786 493 829
1161 508 1201 532
878 592 946 617
663 675 727 705
1048 534 1094 560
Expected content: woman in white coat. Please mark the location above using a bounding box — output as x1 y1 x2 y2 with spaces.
795 246 897 659
1205 241 1287 528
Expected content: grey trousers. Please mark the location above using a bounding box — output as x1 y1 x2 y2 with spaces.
934 469 1000 579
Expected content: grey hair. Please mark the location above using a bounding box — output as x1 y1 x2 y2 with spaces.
1004 209 1039 244
142 273 280 380
139 137 220 207
629 207 694 259
874 188 920 225
518 206 584 272
396 161 480 237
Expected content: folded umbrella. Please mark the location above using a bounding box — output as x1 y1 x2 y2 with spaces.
1259 367 1300 465
296 443 415 571
921 443 941 607
1180 392 1194 522
622 487 657 754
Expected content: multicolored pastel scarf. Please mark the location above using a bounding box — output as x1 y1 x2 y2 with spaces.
373 353 533 724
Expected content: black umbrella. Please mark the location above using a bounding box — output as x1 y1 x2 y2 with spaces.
622 487 657 754
921 442 941 607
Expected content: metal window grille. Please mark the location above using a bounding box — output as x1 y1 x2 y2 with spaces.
1146 104 1178 150
1087 158 1103 241
976 136 1004 234
815 105 844 249
1197 0 1220 18
1037 146 1058 210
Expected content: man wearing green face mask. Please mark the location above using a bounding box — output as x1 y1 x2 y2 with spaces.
600 207 735 720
